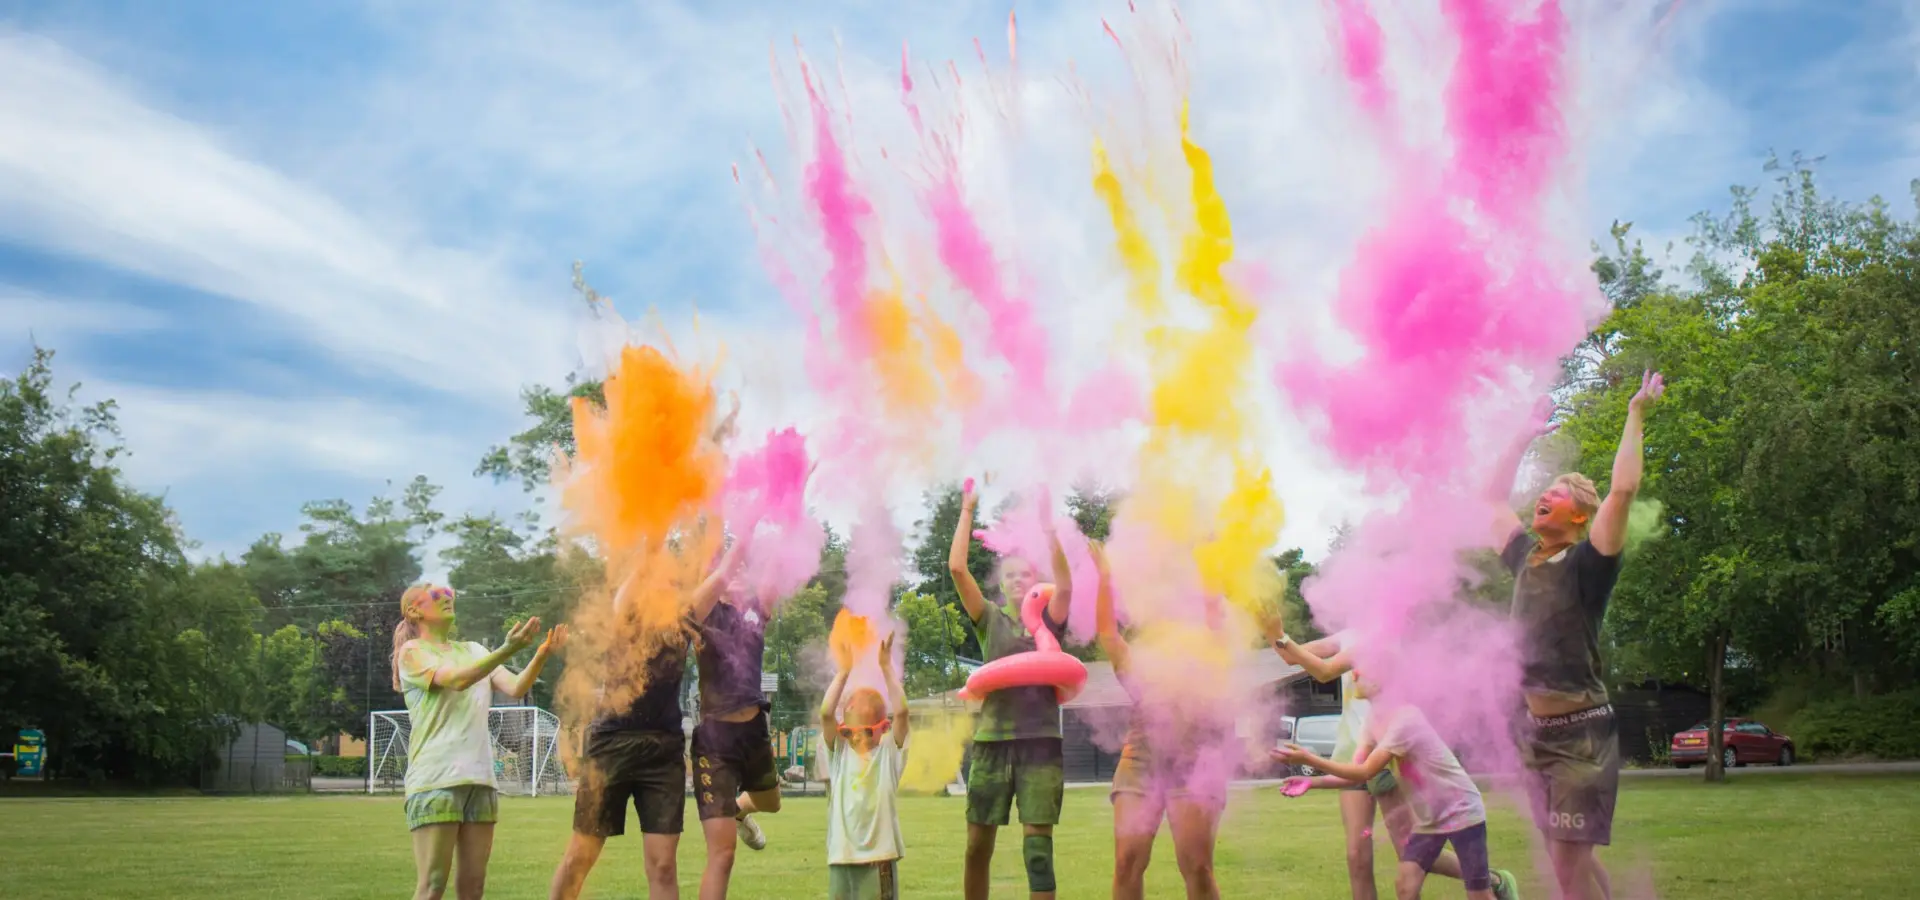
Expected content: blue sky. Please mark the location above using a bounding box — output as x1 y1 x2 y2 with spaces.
4 0 1918 574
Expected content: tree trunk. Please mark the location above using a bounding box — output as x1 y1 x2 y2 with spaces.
1705 630 1729 783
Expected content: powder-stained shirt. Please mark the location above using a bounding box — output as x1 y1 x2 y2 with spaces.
398 640 497 796
969 601 1069 742
591 634 690 736
697 599 768 719
1372 706 1485 834
1502 530 1623 707
1329 630 1372 764
826 737 909 865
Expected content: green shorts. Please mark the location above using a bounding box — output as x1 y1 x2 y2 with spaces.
1523 704 1621 846
966 738 1064 827
405 784 499 831
828 860 899 899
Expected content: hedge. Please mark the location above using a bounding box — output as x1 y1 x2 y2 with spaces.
1789 689 1920 760
288 755 368 778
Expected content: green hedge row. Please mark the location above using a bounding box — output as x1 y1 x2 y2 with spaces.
288 755 368 777
1789 689 1920 760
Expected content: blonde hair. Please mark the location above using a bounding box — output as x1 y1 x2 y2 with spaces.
842 688 888 725
391 584 444 692
1552 473 1601 518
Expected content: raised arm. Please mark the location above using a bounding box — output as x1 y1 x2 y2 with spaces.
491 624 569 699
819 633 855 753
691 517 758 623
414 618 542 692
1040 487 1072 628
1589 371 1663 557
1089 540 1130 675
1484 397 1557 546
879 633 909 747
1272 637 1355 685
949 479 988 623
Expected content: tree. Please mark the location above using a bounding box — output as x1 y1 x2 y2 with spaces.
908 483 992 658
1066 482 1122 541
763 584 833 732
895 589 968 697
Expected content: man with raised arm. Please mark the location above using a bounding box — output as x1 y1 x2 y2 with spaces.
1486 371 1663 900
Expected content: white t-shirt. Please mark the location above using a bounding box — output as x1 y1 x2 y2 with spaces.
826 737 908 865
1372 706 1484 834
1330 631 1371 763
397 640 497 795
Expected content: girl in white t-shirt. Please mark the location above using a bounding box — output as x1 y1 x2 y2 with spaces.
392 583 566 900
819 632 910 899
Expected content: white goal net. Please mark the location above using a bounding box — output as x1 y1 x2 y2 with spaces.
368 706 571 796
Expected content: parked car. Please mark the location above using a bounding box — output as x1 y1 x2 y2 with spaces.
1669 718 1795 769
1276 714 1342 776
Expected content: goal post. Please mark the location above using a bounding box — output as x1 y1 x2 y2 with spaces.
367 706 571 796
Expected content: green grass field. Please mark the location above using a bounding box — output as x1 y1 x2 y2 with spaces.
3 773 1916 898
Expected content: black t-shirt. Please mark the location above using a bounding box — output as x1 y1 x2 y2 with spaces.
696 599 768 718
591 634 690 736
1502 529 1623 704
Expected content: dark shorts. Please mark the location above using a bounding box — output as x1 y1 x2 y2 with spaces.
1522 703 1621 845
1402 822 1492 890
692 710 779 820
966 738 1064 827
573 729 687 837
1109 741 1227 812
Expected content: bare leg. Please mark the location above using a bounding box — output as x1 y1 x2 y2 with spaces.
548 832 605 900
453 823 495 900
1337 790 1380 900
699 816 738 900
738 788 781 815
963 823 996 900
1548 840 1610 900
1022 823 1056 900
643 833 682 899
1393 861 1428 900
412 824 459 900
1110 793 1162 900
1166 798 1222 900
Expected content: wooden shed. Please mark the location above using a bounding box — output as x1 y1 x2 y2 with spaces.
203 722 306 793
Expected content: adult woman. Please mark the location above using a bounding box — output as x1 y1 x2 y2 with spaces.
393 583 566 900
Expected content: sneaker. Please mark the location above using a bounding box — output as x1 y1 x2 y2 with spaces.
1492 868 1520 900
737 813 767 851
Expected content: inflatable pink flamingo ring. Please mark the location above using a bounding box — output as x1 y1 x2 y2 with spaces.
957 582 1089 704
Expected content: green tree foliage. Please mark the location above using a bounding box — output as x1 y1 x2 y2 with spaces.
895 589 968 696
909 483 992 659
763 584 832 732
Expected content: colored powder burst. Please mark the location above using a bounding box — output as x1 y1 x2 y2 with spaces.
898 712 973 794
551 342 726 750
1626 496 1667 551
725 428 826 604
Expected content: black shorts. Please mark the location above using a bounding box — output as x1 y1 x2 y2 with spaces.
573 729 687 837
691 711 779 820
1401 822 1492 890
1522 704 1622 845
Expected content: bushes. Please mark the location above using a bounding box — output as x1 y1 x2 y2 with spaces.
1789 690 1920 760
289 755 367 778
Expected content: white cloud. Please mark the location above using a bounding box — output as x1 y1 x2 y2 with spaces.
1 289 168 338
0 0 1866 564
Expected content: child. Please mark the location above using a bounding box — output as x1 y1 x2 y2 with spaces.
820 631 910 899
1270 633 1519 900
1090 540 1224 900
690 519 781 898
949 479 1073 900
393 584 566 900
1273 669 1509 900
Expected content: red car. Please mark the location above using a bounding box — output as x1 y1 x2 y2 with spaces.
1669 718 1796 769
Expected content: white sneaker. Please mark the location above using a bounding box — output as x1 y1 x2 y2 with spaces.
737 813 767 851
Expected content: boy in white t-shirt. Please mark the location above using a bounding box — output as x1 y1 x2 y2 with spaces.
819 631 910 899
1275 669 1504 900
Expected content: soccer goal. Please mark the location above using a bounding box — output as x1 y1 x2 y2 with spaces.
367 706 571 796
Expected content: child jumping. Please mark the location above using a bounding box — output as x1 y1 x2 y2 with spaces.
1270 633 1518 900
949 479 1074 900
820 631 911 899
1274 669 1510 900
690 520 781 899
393 583 566 900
